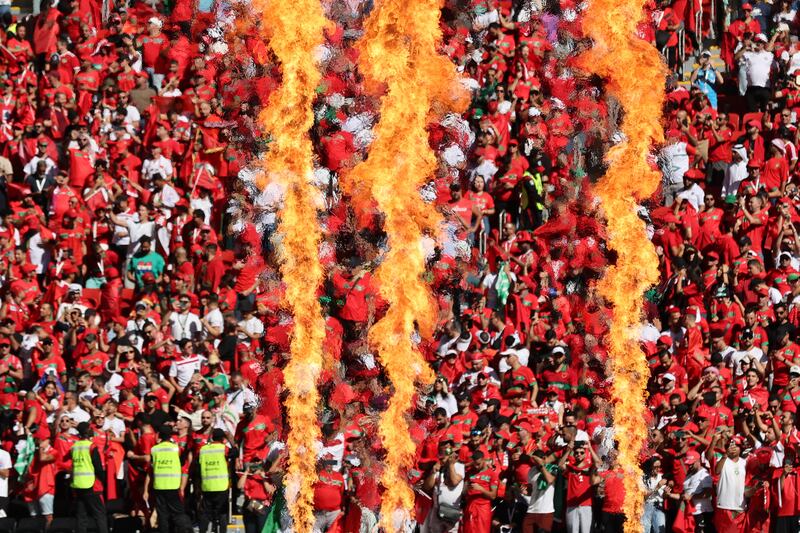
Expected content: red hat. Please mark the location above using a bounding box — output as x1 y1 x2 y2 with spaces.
61 263 78 275
468 352 484 362
105 267 119 279
756 286 770 296
684 168 704 181
516 422 535 434
779 196 793 205
657 334 673 347
742 2 752 9
666 305 681 315
748 158 763 168
708 323 727 338
0 338 11 346
142 272 156 282
706 250 719 260
685 450 702 466
21 264 36 274
64 209 79 219
663 214 679 224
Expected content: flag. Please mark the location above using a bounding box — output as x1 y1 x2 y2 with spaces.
261 485 286 533
14 433 35 476
495 262 510 305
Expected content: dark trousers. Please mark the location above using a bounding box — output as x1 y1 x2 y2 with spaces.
775 516 800 533
601 512 625 532
746 86 771 112
154 489 192 533
243 510 268 533
74 488 109 533
199 490 229 533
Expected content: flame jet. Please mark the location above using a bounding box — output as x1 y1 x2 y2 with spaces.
250 1 329 530
576 1 667 531
345 0 467 527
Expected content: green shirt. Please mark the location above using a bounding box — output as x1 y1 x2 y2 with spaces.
129 251 165 286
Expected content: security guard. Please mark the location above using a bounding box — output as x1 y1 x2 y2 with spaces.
198 428 230 533
150 425 192 533
520 168 546 229
71 422 109 533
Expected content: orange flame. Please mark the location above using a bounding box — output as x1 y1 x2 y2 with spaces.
250 0 329 530
346 0 467 527
576 2 666 531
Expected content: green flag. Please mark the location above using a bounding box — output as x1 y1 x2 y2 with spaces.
14 434 34 476
496 262 511 305
261 486 287 533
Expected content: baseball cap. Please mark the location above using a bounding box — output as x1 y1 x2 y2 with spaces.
657 335 673 347
755 33 768 43
684 450 701 465
790 365 800 377
662 372 676 382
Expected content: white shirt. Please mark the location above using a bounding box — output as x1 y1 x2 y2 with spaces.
676 183 705 211
142 156 173 181
684 467 714 514
527 469 555 513
203 307 224 337
121 216 157 257
0 448 11 499
226 386 258 415
169 354 206 388
434 393 458 417
730 347 766 375
743 50 773 88
102 416 126 438
716 457 746 511
23 155 57 179
155 184 180 210
660 141 689 185
237 316 264 341
436 462 466 507
169 311 202 341
61 405 90 425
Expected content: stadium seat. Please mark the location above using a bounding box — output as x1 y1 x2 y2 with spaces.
15 517 47 533
110 515 144 533
0 517 13 533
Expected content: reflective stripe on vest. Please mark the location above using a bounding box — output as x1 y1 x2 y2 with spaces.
71 440 95 489
199 443 229 492
151 442 182 490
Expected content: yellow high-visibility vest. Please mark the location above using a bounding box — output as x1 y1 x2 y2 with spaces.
199 442 229 492
151 441 182 490
70 440 95 489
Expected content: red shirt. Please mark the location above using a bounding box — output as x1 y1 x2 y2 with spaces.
313 470 345 511
234 414 273 461
565 458 594 507
465 467 498 505
600 469 625 513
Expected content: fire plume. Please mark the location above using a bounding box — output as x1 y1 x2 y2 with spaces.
250 0 329 530
347 0 466 526
577 1 666 530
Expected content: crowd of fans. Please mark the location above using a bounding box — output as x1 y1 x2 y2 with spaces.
1 0 800 530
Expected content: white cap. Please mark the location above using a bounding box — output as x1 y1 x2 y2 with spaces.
790 365 800 376
551 346 566 356
662 372 676 382
68 283 82 293
148 17 163 28
755 33 768 42
528 107 542 117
